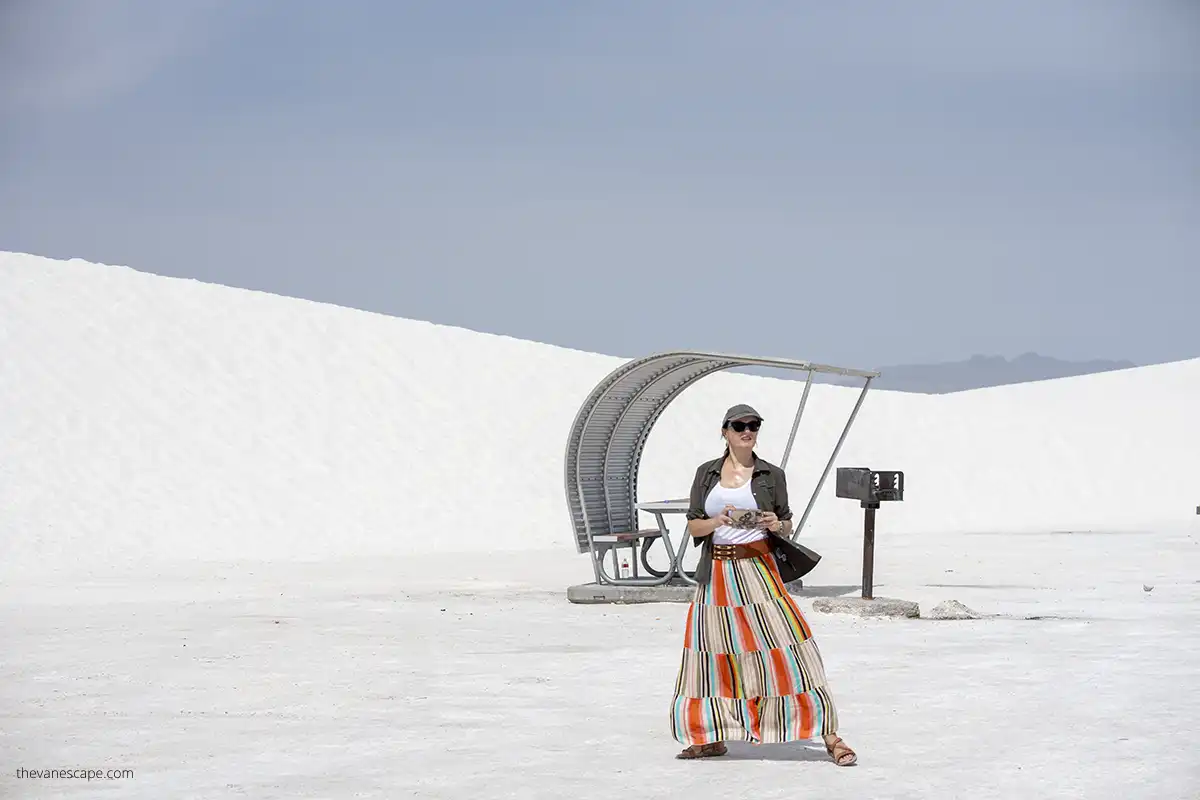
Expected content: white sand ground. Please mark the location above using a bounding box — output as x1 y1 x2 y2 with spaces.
2 252 1199 798
2 527 1197 799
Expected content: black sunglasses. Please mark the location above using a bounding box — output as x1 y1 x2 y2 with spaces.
726 419 761 432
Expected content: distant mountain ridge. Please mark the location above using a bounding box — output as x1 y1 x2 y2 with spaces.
810 353 1138 394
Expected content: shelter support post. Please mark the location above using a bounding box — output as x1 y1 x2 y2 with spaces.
779 369 814 471
790 377 874 541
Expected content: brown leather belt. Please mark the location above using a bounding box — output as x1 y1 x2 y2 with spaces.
712 539 772 561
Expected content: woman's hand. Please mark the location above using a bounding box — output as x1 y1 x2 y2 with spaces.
758 511 781 533
689 505 735 538
712 505 735 527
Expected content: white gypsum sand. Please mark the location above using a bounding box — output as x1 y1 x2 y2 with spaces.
1 251 1198 798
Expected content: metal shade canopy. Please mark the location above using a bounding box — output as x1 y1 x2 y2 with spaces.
563 350 879 582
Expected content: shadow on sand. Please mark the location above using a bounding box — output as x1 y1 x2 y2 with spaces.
716 741 833 762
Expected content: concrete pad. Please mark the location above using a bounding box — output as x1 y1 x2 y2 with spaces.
567 582 695 604
567 579 806 604
811 595 920 618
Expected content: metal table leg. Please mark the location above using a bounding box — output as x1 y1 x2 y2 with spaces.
652 511 697 585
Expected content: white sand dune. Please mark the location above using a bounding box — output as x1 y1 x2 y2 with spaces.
1 251 1198 798
3 251 1196 575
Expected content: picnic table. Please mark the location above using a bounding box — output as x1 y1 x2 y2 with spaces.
634 499 698 586
585 499 699 586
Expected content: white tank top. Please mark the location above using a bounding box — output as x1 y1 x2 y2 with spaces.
704 478 768 545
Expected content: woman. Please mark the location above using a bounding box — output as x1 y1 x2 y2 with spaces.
670 403 857 766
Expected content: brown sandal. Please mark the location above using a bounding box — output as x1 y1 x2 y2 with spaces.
676 742 728 759
824 735 857 766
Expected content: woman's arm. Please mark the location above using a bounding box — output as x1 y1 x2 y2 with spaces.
763 466 795 538
775 467 794 531
687 513 731 539
684 462 730 538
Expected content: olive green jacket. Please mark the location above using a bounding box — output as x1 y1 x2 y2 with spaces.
685 452 822 585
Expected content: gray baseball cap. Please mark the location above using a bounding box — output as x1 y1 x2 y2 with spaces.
722 403 763 425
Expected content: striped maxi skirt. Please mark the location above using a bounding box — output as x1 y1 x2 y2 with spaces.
669 549 839 746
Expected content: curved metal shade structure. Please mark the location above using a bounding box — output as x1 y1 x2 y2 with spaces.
563 350 880 556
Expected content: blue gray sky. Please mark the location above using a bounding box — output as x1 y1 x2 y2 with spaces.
2 0 1197 367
